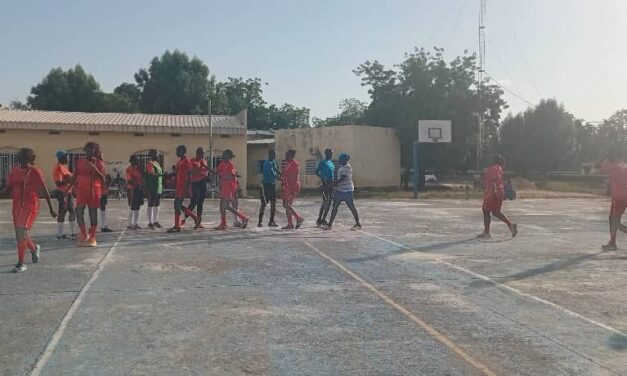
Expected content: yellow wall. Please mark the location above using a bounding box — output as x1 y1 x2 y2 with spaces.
0 129 248 193
275 125 400 189
246 143 274 189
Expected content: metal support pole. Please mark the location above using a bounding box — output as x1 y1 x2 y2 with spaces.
413 142 419 199
208 97 214 199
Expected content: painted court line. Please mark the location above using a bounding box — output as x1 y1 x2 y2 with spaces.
30 230 127 376
303 240 497 376
357 229 627 338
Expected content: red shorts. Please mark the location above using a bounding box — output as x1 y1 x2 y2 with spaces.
483 197 503 213
12 203 39 229
610 199 627 216
76 192 101 209
221 190 237 201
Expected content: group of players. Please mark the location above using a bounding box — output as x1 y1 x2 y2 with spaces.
2 141 625 274
1 142 361 273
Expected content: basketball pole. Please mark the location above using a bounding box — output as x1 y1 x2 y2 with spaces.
412 141 419 199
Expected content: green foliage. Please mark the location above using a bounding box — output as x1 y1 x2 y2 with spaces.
313 98 367 127
354 47 506 171
27 65 104 112
135 50 210 115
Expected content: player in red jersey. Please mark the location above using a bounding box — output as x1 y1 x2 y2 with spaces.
597 147 627 251
125 154 144 230
52 150 76 240
281 149 304 230
215 149 249 230
478 154 517 239
73 142 106 247
1 148 57 272
184 147 210 229
167 145 200 233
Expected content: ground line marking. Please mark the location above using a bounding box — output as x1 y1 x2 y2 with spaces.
30 230 127 376
357 229 627 337
303 240 497 376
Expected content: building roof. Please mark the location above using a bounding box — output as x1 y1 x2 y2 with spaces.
247 138 276 145
0 108 247 135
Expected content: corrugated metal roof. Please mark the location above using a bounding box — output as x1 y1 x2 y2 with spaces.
0 109 246 135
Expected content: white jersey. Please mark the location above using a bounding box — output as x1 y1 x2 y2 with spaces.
336 163 354 192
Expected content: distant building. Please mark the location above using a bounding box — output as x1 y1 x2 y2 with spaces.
274 125 400 189
0 108 249 193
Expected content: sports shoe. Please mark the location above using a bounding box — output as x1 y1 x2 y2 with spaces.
295 218 304 229
351 224 362 231
194 217 203 230
77 236 90 247
56 234 69 240
316 219 323 228
476 232 491 239
282 224 295 230
31 245 41 263
167 226 181 233
321 224 332 230
127 225 135 230
88 238 97 247
268 222 278 227
233 221 243 228
134 225 142 230
602 243 618 251
241 218 249 229
215 224 228 231
12 263 27 273
257 223 263 228
510 223 518 238
70 233 77 240
153 222 162 229
101 227 113 233
148 223 155 230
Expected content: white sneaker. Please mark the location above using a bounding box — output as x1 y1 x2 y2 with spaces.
12 263 27 273
31 245 41 263
476 232 491 239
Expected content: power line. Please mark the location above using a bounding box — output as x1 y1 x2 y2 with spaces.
484 72 535 107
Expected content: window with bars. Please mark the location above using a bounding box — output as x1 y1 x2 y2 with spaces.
0 152 18 186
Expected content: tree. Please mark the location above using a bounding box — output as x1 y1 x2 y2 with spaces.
27 65 105 112
9 100 31 110
314 98 367 127
355 48 506 172
135 50 211 115
499 99 578 172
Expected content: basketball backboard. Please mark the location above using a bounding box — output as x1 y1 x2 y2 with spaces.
418 120 452 143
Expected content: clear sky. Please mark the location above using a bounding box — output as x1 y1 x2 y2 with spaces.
1 0 625 122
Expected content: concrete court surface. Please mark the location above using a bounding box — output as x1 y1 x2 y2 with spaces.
0 197 626 376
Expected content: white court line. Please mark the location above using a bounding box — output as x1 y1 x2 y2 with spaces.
357 229 627 337
30 230 127 376
303 240 496 376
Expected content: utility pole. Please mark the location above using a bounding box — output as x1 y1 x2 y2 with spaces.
208 92 214 198
477 0 486 171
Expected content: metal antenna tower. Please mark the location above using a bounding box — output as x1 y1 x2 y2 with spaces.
477 0 486 170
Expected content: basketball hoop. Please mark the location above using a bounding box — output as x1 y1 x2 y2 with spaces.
428 127 442 143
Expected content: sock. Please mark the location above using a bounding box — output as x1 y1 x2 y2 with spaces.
57 222 64 237
220 213 227 226
287 213 293 226
183 208 198 222
147 206 153 224
100 211 107 228
69 221 76 235
175 213 181 228
154 207 159 223
293 212 302 221
89 225 97 239
132 210 139 226
79 223 87 239
128 212 133 226
17 240 27 263
26 237 37 252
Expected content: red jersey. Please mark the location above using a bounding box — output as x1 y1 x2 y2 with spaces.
601 161 627 200
175 157 193 196
75 158 105 199
282 160 301 193
125 165 143 189
217 160 237 193
484 164 504 201
52 163 73 193
190 157 209 183
8 165 45 207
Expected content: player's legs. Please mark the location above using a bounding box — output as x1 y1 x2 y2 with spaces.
269 198 277 225
325 197 343 229
481 207 491 236
56 191 68 239
87 203 99 245
258 186 267 227
100 195 112 232
186 183 199 219
345 193 361 229
316 187 328 226
216 198 229 230
196 181 206 218
604 199 627 250
67 195 76 237
13 226 28 271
